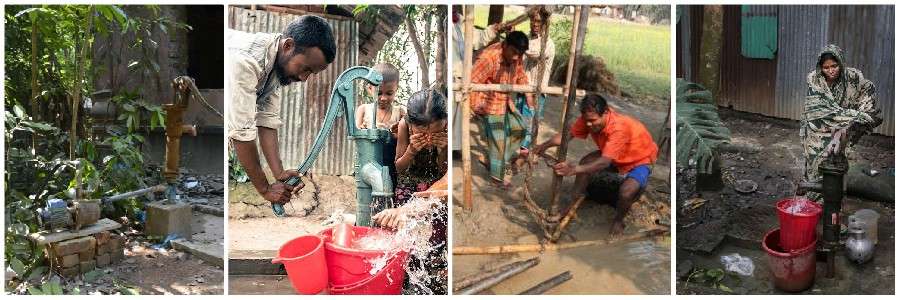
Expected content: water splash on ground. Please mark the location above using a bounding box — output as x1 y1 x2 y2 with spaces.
353 195 446 294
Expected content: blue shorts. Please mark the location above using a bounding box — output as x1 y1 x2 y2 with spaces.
624 164 652 189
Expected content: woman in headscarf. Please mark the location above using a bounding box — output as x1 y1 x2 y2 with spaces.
801 44 882 201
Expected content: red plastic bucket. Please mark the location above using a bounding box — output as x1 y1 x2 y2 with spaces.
329 251 408 295
776 197 822 251
271 235 328 295
320 226 409 288
762 229 816 292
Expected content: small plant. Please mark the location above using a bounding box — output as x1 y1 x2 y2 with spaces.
675 79 731 174
686 267 733 293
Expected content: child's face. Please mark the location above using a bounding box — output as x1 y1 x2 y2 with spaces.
410 120 448 136
369 81 398 109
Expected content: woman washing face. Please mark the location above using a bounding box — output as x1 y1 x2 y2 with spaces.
371 89 449 295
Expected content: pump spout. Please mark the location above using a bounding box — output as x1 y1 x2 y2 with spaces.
360 163 394 197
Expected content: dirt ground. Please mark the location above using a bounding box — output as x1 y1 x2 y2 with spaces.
228 175 358 253
86 174 226 295
676 109 895 294
452 94 671 295
227 175 360 295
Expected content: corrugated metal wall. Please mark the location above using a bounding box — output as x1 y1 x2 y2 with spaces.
719 5 777 114
774 6 829 122
827 5 894 136
685 5 894 136
229 6 359 175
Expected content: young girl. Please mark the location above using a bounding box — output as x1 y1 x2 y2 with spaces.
356 63 405 191
372 89 448 294
355 63 405 131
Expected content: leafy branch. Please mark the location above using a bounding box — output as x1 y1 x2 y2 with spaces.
675 79 731 174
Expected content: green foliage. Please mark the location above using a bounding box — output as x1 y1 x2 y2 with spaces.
686 267 733 293
675 79 731 174
228 149 249 183
27 280 63 295
355 5 442 104
549 17 573 75
112 89 166 133
5 5 180 290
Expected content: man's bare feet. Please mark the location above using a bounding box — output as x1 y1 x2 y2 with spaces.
609 220 625 237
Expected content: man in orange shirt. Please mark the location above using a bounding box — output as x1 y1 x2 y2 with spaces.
533 94 658 236
470 31 534 186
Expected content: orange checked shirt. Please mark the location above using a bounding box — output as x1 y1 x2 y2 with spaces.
570 108 658 174
470 43 529 116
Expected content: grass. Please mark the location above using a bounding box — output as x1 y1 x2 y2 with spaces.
471 6 671 101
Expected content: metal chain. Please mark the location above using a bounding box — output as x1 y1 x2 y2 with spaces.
173 76 223 117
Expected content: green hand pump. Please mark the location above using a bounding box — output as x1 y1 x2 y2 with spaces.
277 66 394 227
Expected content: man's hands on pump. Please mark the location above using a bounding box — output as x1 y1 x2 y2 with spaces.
261 169 304 205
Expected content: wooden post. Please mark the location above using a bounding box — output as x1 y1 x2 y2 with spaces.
488 5 505 25
548 6 589 219
461 5 475 210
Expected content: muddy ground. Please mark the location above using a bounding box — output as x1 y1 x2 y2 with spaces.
452 94 671 295
676 109 895 295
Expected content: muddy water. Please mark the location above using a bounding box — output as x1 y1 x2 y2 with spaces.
454 234 670 295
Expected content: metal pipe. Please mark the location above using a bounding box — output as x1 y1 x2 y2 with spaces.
820 155 847 278
457 257 540 295
102 184 167 204
519 271 572 295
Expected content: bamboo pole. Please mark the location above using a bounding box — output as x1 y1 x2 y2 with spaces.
519 271 573 295
548 6 590 219
453 228 668 255
452 83 586 97
461 5 475 210
457 257 540 295
453 257 540 292
551 194 586 241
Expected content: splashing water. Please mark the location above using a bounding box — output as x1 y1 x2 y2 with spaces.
784 197 817 215
352 230 396 251
357 195 446 294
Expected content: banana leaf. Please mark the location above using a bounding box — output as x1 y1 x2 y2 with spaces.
676 79 732 174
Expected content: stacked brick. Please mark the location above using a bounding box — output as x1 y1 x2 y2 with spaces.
48 232 126 277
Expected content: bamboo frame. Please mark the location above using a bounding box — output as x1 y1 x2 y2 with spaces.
458 5 592 241
453 228 669 255
452 83 587 97
548 6 589 223
461 5 475 210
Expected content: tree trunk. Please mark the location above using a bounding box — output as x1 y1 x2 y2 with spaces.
30 16 39 121
70 7 94 160
435 5 447 92
405 9 430 89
